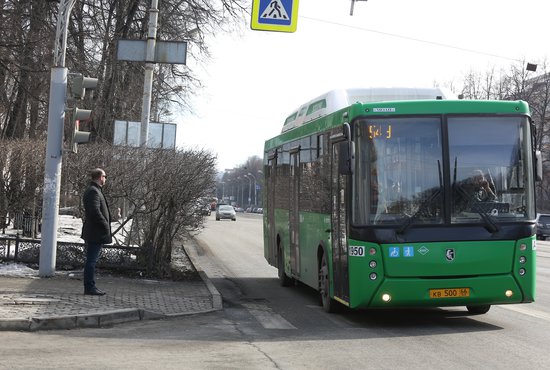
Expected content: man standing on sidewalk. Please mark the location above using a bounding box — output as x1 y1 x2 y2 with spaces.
81 168 115 296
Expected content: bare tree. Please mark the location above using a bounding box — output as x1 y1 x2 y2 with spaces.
0 0 247 141
63 143 217 277
0 139 46 237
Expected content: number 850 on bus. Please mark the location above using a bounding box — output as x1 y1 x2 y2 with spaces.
349 246 365 257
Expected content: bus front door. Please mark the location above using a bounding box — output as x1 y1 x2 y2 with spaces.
331 142 350 303
266 153 277 266
289 148 300 277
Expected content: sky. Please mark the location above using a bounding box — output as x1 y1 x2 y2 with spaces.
176 0 549 171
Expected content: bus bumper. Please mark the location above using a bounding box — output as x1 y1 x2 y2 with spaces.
355 275 532 309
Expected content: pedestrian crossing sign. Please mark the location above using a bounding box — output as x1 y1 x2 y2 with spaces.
251 0 299 33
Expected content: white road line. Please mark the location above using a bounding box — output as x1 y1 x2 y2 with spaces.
498 304 550 322
242 303 297 329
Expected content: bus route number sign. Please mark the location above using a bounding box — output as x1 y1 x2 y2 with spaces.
251 0 299 33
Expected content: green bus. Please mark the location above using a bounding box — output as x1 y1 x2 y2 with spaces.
263 88 540 314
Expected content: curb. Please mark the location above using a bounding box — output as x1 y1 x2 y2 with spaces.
0 308 142 331
0 238 223 331
183 240 223 311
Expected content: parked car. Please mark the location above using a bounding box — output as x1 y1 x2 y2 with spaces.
536 213 550 240
216 205 236 221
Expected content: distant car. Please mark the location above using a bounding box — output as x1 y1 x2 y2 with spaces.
536 213 550 240
216 205 236 221
234 207 244 213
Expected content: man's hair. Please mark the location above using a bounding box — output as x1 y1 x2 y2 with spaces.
90 168 105 181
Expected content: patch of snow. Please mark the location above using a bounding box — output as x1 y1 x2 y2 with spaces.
0 262 38 277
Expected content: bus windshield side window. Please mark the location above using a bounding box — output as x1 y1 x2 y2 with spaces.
353 117 443 226
448 116 534 221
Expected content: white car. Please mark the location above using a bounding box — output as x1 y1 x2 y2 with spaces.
216 205 236 221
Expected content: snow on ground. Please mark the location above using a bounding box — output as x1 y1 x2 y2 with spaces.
1 215 84 276
0 262 38 276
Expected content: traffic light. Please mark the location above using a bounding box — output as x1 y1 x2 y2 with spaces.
70 108 92 153
68 73 98 100
66 72 98 153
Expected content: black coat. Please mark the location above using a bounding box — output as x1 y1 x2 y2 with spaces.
81 182 113 245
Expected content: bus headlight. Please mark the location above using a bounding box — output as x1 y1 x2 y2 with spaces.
519 268 526 276
505 290 513 297
519 256 526 264
369 260 377 268
382 293 391 302
369 272 377 280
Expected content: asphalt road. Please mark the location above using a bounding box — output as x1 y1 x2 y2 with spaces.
2 213 550 369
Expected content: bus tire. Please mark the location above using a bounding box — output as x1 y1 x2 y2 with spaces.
319 252 339 313
278 247 293 287
466 305 491 314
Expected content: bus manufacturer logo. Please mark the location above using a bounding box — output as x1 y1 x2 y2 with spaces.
373 107 396 113
445 248 455 261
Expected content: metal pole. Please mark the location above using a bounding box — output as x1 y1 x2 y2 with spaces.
246 175 252 208
253 178 257 207
39 0 76 277
248 173 257 207
140 0 159 147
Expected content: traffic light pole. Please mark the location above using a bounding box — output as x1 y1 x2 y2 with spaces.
39 0 76 277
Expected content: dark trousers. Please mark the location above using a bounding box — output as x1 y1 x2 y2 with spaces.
84 242 102 291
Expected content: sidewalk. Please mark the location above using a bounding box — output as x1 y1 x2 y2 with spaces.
0 245 222 331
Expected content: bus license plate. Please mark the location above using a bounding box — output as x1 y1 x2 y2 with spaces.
429 288 470 299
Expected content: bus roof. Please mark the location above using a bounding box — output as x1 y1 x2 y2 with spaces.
281 87 456 133
266 98 530 151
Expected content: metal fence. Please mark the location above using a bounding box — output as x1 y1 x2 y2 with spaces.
0 235 141 271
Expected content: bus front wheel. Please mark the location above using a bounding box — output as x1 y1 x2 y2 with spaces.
319 252 339 313
466 305 491 314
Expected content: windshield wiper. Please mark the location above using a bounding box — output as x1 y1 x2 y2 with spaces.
453 182 499 233
398 188 442 234
452 157 499 233
398 160 443 234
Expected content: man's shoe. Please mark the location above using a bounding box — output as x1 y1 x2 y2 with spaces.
84 288 106 296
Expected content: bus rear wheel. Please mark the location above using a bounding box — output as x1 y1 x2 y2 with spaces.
319 252 339 313
466 305 491 314
278 247 292 287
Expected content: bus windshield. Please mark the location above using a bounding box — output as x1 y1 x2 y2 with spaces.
353 115 534 226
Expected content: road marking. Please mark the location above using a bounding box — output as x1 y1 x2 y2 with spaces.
243 303 296 329
499 304 550 322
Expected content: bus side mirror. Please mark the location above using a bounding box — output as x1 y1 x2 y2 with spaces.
536 150 543 181
338 141 355 175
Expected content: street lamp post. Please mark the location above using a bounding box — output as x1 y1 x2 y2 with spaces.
248 172 257 207
245 174 252 209
238 176 246 207
40 0 77 277
257 170 263 207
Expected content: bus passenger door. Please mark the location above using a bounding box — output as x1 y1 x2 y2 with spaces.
330 142 349 303
266 152 277 265
289 148 300 276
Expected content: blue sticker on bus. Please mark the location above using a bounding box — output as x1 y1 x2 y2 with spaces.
403 246 414 257
389 247 400 258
